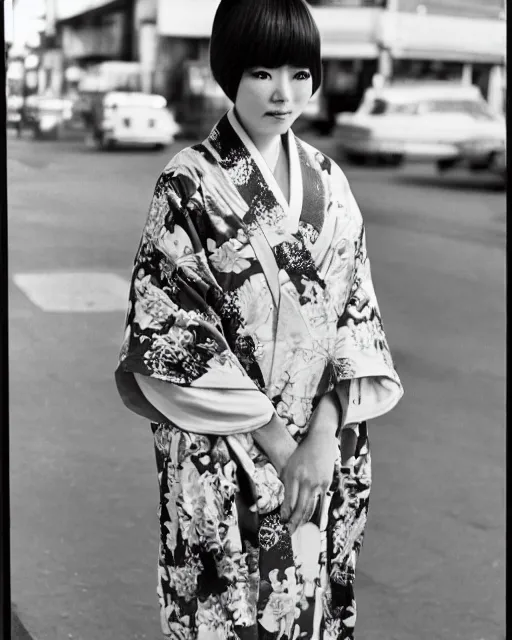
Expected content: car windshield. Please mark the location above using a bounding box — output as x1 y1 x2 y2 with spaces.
368 99 419 115
421 99 495 119
368 97 495 119
368 99 388 115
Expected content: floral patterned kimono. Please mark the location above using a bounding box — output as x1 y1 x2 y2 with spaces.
115 108 403 640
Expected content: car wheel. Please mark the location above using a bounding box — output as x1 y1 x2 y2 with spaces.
487 153 507 188
345 152 368 166
32 124 43 140
383 153 404 167
487 151 504 172
98 134 115 151
86 130 103 150
48 125 61 141
436 158 458 173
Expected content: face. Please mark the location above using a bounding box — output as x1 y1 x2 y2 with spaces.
234 65 313 142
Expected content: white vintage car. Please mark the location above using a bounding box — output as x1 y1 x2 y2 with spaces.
335 82 506 172
85 92 181 151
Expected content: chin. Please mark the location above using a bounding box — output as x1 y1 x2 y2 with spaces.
264 119 293 135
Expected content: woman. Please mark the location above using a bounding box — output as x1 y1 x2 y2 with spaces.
115 1 403 639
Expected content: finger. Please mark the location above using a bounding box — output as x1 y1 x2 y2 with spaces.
347 304 365 321
350 291 369 311
289 491 316 534
281 476 299 523
287 481 315 534
358 292 370 310
300 496 318 526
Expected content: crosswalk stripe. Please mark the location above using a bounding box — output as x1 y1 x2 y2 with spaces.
13 271 131 312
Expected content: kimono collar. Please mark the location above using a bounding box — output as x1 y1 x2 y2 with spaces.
205 108 304 234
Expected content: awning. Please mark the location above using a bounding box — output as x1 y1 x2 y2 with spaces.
51 0 125 23
322 42 379 60
157 0 219 37
392 47 505 65
156 1 381 46
384 12 506 66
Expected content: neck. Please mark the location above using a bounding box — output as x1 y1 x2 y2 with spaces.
233 108 283 171
255 136 282 173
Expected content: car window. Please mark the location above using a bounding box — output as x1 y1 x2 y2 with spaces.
369 99 388 115
369 99 419 115
389 102 419 115
420 99 494 119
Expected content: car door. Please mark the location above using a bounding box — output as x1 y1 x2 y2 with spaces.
412 99 481 146
371 101 419 147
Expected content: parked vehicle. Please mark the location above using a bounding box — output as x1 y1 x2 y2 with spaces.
335 82 505 169
439 134 506 183
74 61 179 150
7 93 24 134
22 95 74 140
84 91 180 150
75 61 143 127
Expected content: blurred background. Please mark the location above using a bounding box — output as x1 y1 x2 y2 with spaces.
6 1 506 639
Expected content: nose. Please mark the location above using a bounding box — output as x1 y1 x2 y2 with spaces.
270 73 292 104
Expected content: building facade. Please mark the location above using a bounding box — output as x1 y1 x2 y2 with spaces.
155 0 506 121
39 0 137 95
38 0 506 119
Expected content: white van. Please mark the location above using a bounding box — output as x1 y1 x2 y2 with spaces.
85 91 180 150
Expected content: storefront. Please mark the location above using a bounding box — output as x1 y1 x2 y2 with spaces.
310 5 382 123
154 0 215 101
310 1 506 118
155 0 386 126
38 48 65 96
153 0 222 132
394 0 504 21
150 0 507 128
44 0 135 94
380 9 506 112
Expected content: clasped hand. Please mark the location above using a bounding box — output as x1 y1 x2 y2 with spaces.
279 428 338 534
253 392 341 535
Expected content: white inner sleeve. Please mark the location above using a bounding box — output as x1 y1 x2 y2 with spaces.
134 372 275 435
336 376 403 429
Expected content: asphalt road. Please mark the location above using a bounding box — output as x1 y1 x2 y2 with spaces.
7 129 505 640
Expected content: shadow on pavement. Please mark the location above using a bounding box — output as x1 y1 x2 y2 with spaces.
11 607 35 640
393 173 506 193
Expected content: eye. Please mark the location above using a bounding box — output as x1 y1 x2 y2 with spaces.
294 70 311 81
250 70 271 80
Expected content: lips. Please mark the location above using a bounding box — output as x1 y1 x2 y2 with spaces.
266 111 292 120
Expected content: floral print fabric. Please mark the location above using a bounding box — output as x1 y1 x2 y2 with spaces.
115 111 402 639
153 421 371 640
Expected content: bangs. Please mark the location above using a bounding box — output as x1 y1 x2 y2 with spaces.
241 0 320 72
210 0 322 101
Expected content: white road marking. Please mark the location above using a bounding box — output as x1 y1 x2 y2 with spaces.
13 271 131 312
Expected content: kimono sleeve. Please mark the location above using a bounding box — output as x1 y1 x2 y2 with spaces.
333 174 404 427
114 163 275 428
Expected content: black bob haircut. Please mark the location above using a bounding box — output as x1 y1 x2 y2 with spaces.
210 0 322 103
